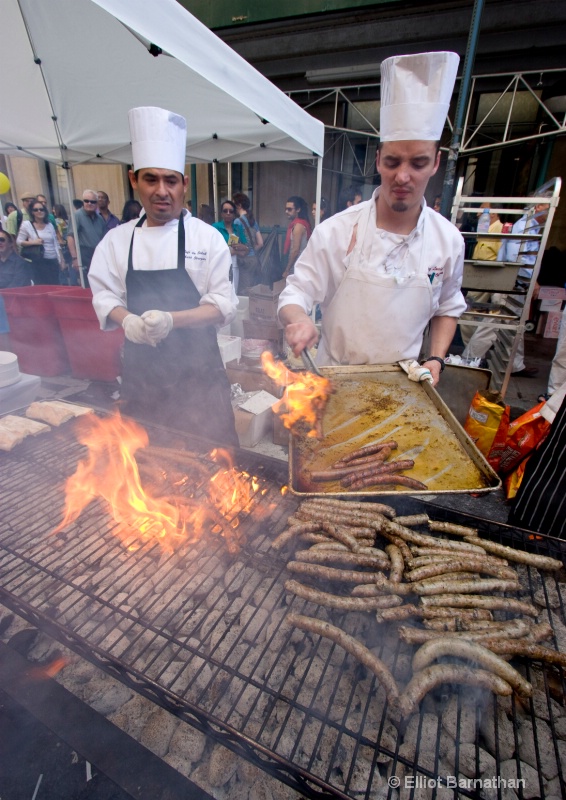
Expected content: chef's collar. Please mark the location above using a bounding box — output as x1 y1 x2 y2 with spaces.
370 186 426 237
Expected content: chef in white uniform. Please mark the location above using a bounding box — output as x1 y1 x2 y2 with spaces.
90 106 238 445
278 51 466 386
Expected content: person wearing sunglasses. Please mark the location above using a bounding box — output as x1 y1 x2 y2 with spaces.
212 200 249 294
16 203 63 285
65 189 106 287
0 232 32 289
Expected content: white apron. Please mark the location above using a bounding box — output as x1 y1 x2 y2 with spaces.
317 202 433 366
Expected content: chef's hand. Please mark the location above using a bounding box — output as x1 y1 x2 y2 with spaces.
141 310 174 344
421 359 442 387
284 319 319 358
122 313 155 346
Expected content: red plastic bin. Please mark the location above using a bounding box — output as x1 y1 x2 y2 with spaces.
0 285 70 376
49 287 124 381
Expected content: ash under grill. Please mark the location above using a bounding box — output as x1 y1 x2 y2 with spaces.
0 414 565 800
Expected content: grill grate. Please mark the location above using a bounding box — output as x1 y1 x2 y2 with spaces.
0 414 565 799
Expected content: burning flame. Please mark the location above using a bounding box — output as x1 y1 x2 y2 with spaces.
209 448 259 521
261 351 332 439
55 412 260 553
29 656 69 680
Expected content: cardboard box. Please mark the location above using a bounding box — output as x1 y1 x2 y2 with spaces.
242 318 282 343
539 299 563 313
217 334 241 366
544 311 562 339
232 390 278 447
538 286 566 301
273 413 290 447
248 280 286 322
226 360 282 396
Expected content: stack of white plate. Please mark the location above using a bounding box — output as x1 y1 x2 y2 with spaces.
0 352 21 388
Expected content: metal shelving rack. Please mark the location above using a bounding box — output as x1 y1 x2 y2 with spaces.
450 176 561 397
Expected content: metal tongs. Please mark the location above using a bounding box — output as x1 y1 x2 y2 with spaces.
301 347 323 377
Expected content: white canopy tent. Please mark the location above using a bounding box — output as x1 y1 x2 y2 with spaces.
0 0 324 166
0 0 324 283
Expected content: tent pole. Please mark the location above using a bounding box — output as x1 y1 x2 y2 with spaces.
212 162 219 221
315 156 322 225
227 162 232 202
64 167 86 289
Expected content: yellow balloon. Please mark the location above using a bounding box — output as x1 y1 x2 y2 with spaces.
0 173 10 194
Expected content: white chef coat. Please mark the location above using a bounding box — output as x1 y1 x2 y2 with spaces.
90 211 237 330
278 188 465 365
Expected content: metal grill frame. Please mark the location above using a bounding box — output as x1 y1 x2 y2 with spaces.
0 414 565 800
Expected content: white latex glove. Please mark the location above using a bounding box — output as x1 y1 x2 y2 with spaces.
141 310 174 344
122 313 155 346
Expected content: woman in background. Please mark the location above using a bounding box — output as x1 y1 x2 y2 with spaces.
16 202 62 285
213 200 249 294
120 199 143 224
233 192 263 294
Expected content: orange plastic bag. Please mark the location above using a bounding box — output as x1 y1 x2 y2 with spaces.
464 390 510 470
498 402 551 477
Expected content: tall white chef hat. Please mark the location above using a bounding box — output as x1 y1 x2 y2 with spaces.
128 106 186 174
380 51 460 142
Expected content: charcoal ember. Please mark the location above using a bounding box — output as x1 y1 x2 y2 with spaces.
544 775 564 797
264 607 288 644
108 693 155 739
499 759 542 799
479 700 516 761
517 717 559 780
239 606 270 644
441 694 479 744
139 707 178 757
554 716 566 739
253 579 285 612
549 610 566 653
534 583 562 610
446 742 495 778
390 651 412 684
247 780 276 800
530 688 564 723
223 562 249 593
162 751 192 777
27 631 63 663
372 721 399 765
87 676 133 715
347 756 385 796
225 681 260 718
192 574 220 602
400 713 442 760
167 722 207 765
186 662 214 700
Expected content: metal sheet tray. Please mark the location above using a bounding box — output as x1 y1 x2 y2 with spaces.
289 364 501 497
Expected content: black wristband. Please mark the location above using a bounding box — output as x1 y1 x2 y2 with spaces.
422 356 445 372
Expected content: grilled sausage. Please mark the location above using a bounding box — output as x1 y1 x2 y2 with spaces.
463 537 564 572
428 521 479 537
331 448 393 469
405 559 518 582
408 547 508 564
385 544 404 583
398 618 531 644
375 605 493 623
294 549 390 569
411 638 532 698
412 578 520 596
287 613 399 702
272 523 326 550
383 523 487 553
395 514 430 527
395 666 513 719
420 594 538 616
334 441 398 464
298 497 396 518
480 641 566 667
287 561 386 584
347 474 428 492
285 579 403 610
341 460 416 488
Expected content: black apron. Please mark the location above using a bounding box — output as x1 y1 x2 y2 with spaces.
121 214 238 447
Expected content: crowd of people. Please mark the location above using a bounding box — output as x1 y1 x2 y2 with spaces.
0 190 143 289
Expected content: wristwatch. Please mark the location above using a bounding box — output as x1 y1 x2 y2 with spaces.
421 356 445 372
